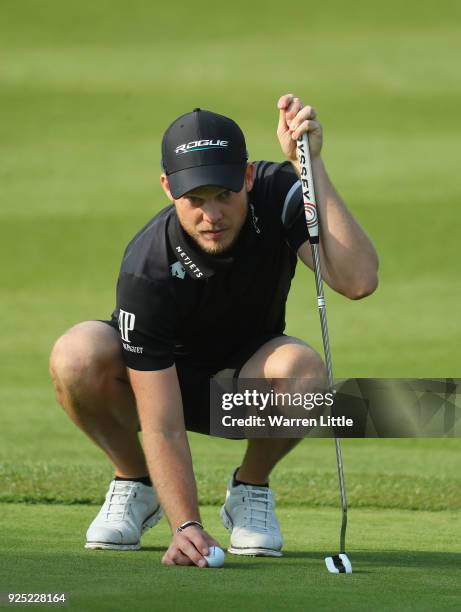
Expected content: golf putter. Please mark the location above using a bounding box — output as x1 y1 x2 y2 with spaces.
296 132 352 574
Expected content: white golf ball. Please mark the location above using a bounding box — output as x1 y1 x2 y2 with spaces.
204 546 225 568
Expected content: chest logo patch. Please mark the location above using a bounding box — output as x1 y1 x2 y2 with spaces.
174 246 204 278
170 261 186 279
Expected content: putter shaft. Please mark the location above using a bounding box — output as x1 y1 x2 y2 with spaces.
297 131 349 556
311 242 348 553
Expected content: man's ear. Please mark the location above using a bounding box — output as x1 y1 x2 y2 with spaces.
160 174 174 200
245 162 255 192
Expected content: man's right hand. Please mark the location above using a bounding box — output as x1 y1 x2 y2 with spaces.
161 526 221 567
128 366 213 566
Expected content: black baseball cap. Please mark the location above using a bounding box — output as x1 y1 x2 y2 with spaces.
161 108 248 199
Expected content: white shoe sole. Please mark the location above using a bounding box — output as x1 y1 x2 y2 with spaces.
85 542 142 551
227 546 283 557
220 505 283 557
85 506 163 551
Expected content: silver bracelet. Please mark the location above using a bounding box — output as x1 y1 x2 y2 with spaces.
176 520 203 533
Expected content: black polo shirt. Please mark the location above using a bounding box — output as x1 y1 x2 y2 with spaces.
111 160 308 371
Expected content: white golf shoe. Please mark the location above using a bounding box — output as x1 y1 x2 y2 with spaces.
85 479 163 550
220 474 283 556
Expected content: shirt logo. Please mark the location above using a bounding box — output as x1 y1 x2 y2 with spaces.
170 261 186 279
249 203 261 234
118 309 135 343
122 342 143 354
175 246 204 278
175 140 228 155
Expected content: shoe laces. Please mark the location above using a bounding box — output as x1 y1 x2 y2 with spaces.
105 481 136 521
240 487 274 531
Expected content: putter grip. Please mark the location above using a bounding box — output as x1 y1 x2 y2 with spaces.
296 133 319 243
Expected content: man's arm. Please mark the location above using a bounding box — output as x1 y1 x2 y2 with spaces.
128 366 219 566
296 156 379 299
277 94 379 299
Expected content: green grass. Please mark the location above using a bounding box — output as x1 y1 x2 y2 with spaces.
1 504 460 612
1 431 461 511
2 0 461 377
1 0 461 610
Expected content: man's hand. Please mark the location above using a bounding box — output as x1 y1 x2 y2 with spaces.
277 95 379 299
162 526 221 567
277 94 322 162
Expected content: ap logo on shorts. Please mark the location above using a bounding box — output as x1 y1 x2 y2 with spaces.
118 310 135 343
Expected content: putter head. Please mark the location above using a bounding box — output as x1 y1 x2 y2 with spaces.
325 553 352 574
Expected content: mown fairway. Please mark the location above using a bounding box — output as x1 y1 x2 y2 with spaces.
1 0 460 610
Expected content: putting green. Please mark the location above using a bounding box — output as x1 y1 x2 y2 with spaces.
1 504 459 611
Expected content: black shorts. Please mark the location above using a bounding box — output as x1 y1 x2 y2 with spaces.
100 319 282 436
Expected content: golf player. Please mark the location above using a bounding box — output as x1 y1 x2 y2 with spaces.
49 94 378 566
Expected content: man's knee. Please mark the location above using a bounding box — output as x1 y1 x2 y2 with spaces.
241 336 326 380
269 340 326 380
49 321 124 401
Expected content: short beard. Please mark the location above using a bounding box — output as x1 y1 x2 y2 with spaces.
189 230 240 256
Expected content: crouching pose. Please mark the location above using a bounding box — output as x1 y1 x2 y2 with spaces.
49 94 378 566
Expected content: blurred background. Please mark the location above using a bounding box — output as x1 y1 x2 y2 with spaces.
1 0 460 510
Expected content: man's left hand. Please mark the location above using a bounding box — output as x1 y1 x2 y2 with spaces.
277 94 322 162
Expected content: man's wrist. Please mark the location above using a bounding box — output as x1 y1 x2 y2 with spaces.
176 520 204 533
